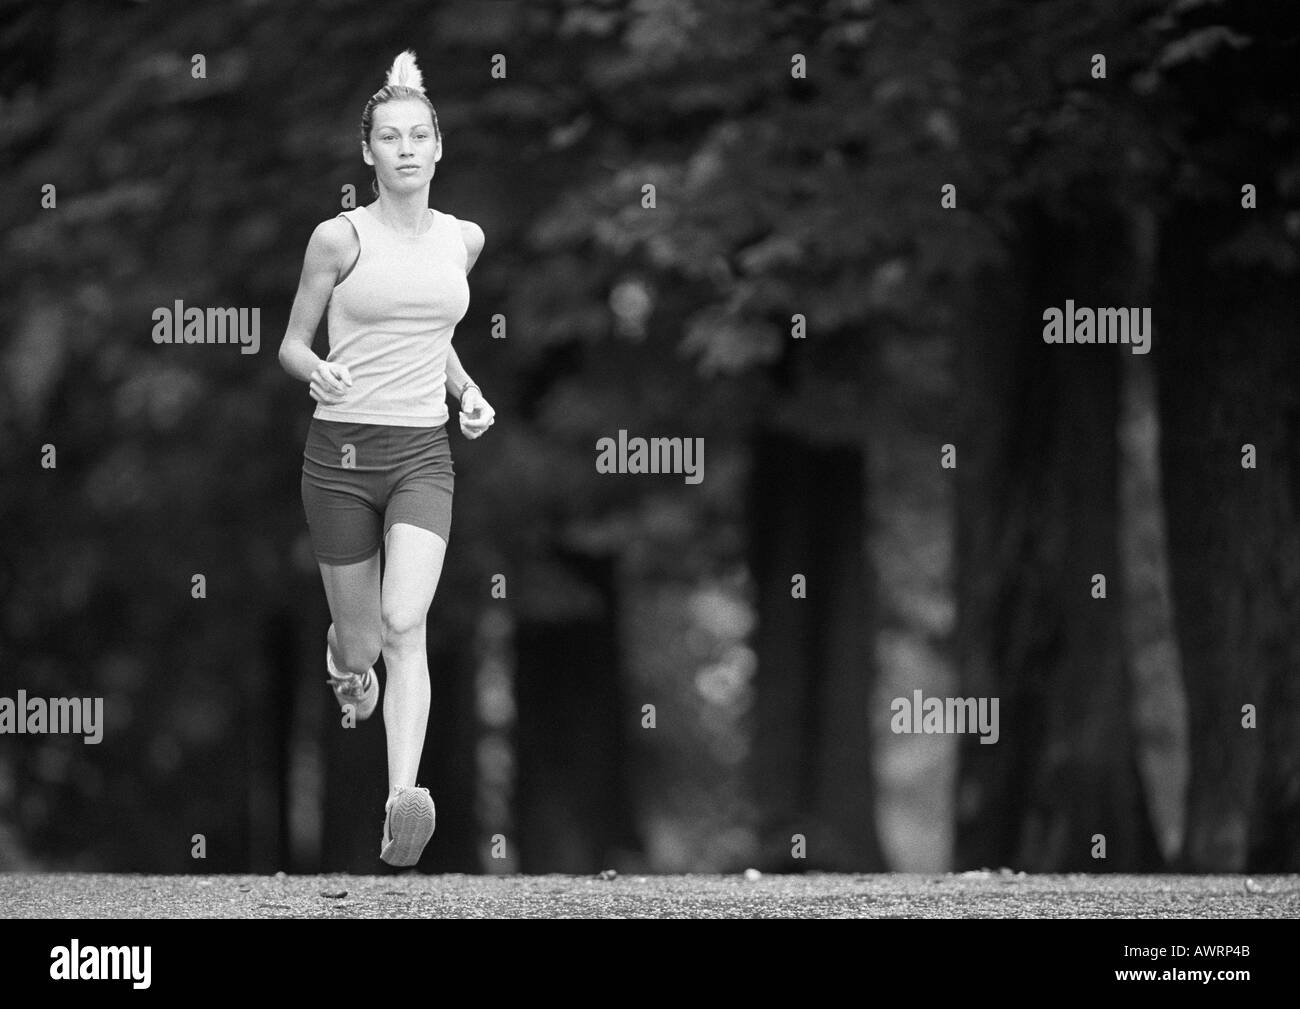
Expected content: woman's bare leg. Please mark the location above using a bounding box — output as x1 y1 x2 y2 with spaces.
317 552 383 677
379 522 447 792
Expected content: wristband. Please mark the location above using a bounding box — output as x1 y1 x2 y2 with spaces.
460 382 479 400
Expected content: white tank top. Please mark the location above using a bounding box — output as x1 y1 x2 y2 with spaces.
314 204 470 427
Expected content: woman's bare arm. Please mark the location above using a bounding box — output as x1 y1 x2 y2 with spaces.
278 219 353 383
446 345 476 400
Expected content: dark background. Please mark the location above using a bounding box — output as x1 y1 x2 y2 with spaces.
0 0 1296 876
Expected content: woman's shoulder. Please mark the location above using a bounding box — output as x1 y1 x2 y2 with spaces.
299 214 360 278
310 213 361 252
439 210 484 255
317 211 361 236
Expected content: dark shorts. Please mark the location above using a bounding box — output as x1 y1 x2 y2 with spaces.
301 418 454 565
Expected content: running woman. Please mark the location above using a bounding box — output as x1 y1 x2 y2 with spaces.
277 50 495 866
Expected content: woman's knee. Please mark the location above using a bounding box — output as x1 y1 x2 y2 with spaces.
381 606 427 652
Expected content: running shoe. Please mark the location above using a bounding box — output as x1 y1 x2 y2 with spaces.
326 628 379 721
380 786 436 867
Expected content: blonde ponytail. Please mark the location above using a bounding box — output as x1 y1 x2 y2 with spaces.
386 49 425 92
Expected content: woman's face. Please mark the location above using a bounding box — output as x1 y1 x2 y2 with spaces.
364 98 440 192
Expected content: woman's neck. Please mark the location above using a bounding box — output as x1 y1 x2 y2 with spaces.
372 190 431 236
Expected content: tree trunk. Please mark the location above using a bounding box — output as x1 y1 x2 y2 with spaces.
513 551 640 872
955 204 1162 871
254 607 296 871
1154 208 1300 871
749 427 883 870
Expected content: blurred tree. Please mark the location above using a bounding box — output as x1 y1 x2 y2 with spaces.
954 204 1163 872
1150 1 1300 870
949 0 1186 872
749 429 879 869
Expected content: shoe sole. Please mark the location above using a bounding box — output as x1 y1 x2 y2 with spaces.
381 790 436 867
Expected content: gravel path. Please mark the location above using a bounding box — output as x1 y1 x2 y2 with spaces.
2 871 1297 918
